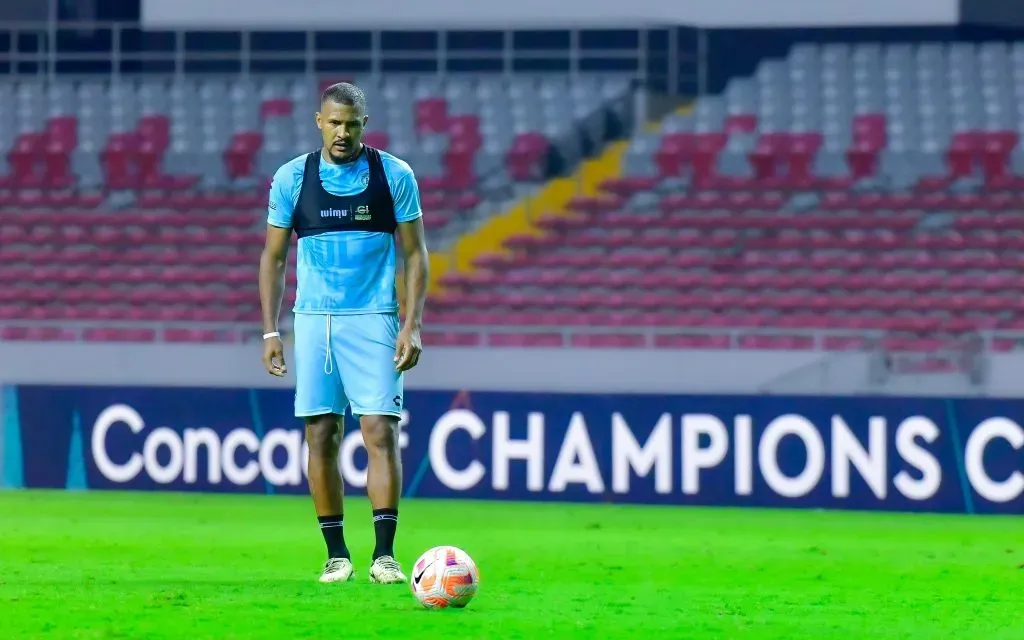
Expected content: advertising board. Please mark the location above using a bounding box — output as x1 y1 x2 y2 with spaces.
3 385 1020 514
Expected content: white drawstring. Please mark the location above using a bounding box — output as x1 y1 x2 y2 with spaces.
323 315 334 375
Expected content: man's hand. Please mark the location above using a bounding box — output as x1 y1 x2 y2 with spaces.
263 335 288 377
393 326 422 372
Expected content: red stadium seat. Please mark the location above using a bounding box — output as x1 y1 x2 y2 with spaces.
259 99 293 119
446 115 482 150
137 115 171 152
2 59 1024 353
223 132 263 179
414 98 448 134
82 327 157 342
487 332 564 348
362 131 390 149
422 331 482 347
506 133 549 181
0 325 76 341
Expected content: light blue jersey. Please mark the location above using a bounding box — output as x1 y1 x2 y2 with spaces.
267 149 423 315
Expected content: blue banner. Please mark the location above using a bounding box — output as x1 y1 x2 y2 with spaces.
2 385 1021 514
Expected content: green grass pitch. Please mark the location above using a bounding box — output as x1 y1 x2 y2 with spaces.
0 490 1020 639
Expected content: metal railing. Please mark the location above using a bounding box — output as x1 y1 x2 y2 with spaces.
0 318 1018 346
0 319 878 347
0 21 706 95
0 321 1005 394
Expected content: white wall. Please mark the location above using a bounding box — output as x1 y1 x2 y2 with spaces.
142 0 958 29
0 342 833 394
1 342 1019 395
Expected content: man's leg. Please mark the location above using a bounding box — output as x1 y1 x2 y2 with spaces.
336 312 407 584
306 414 351 564
360 414 406 583
293 313 353 583
361 414 402 557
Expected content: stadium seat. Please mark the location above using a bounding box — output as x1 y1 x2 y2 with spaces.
412 44 1024 351
0 73 637 343
3 49 1024 351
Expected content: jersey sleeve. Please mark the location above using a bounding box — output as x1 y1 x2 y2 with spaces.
267 162 302 228
387 163 424 224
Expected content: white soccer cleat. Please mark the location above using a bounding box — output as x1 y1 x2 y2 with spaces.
319 557 355 583
368 556 407 584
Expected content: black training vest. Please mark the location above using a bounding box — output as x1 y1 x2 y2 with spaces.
293 145 397 239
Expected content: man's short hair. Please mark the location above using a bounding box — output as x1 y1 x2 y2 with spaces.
320 82 367 113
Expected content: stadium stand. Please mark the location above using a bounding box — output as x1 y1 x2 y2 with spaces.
431 42 1024 352
0 73 633 343
2 41 1023 353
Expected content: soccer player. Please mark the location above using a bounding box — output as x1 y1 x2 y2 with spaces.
258 82 428 585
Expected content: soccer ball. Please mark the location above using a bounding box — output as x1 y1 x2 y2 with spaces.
409 545 480 609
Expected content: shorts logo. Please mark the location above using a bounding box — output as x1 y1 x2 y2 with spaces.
393 395 402 407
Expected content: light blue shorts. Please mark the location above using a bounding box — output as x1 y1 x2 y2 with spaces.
292 312 403 419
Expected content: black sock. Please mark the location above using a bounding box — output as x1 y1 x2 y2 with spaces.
372 509 398 560
318 515 349 559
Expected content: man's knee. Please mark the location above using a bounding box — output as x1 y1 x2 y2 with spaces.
305 414 341 458
359 415 399 454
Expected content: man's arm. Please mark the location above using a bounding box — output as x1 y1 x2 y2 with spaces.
259 224 291 376
398 217 428 331
393 217 428 372
387 158 428 372
260 224 291 337
260 161 299 376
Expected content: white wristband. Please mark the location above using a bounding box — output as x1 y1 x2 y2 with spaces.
263 331 280 340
